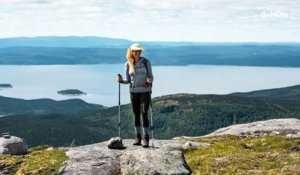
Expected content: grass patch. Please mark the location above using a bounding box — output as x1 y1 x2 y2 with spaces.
0 145 68 175
184 135 300 175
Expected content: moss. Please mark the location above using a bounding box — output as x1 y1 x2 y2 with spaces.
28 145 52 152
0 146 68 175
0 154 23 174
184 135 300 175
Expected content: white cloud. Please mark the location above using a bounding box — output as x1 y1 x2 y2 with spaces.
0 0 299 41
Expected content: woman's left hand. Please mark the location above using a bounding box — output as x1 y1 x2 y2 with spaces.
146 78 153 86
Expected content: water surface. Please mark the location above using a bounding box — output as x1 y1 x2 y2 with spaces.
1 64 300 106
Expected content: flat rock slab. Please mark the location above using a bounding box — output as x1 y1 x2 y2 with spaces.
205 118 300 137
120 148 189 175
60 139 209 175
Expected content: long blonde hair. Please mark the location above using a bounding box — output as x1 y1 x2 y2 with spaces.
126 48 135 72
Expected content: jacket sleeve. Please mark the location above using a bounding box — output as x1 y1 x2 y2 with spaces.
146 60 154 82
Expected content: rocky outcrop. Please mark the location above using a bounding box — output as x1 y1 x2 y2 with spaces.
59 139 210 175
204 118 300 137
0 134 28 155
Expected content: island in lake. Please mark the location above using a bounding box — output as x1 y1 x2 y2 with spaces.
57 89 87 96
0 84 13 88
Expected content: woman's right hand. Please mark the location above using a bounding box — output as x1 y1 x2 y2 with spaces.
117 74 123 83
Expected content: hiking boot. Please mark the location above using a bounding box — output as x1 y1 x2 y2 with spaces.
143 134 150 148
133 134 142 146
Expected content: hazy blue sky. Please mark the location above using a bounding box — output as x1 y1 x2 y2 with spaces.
0 0 299 41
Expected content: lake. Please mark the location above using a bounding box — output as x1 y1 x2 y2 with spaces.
0 64 300 107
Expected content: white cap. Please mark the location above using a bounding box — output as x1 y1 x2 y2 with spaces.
130 43 143 51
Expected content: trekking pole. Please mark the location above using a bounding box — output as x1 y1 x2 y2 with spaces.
118 74 122 138
149 85 154 148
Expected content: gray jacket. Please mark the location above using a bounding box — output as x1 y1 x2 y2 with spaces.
122 57 154 93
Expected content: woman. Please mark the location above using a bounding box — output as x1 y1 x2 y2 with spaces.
117 43 154 148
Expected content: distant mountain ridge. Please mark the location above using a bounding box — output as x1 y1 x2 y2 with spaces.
0 36 218 48
230 84 300 101
1 36 299 48
0 36 132 48
0 36 300 67
0 96 104 116
230 85 300 111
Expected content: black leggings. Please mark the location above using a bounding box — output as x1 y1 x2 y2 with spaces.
130 92 150 127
